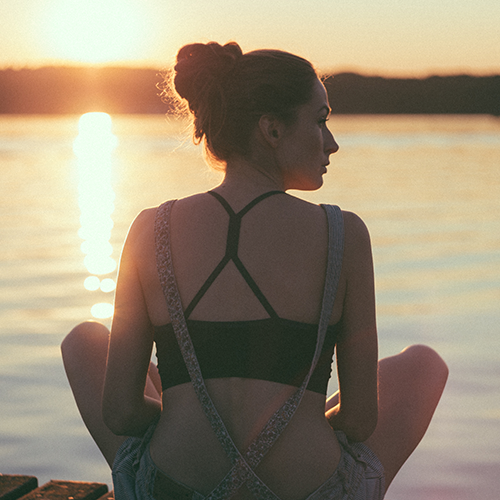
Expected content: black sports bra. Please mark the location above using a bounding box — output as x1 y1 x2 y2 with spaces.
154 191 341 395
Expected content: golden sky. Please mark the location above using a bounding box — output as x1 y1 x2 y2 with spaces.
1 0 499 76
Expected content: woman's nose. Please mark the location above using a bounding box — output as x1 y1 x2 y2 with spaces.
326 134 339 155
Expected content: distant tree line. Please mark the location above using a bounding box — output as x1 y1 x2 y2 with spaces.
0 67 167 114
323 73 500 115
0 66 499 115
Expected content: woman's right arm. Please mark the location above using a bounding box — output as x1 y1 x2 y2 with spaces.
325 211 378 442
102 209 162 436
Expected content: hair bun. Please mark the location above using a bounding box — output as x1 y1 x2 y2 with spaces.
174 42 242 109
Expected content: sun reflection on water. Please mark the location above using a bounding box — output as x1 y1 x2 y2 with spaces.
74 112 118 319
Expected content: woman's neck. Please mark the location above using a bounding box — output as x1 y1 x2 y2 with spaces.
217 157 286 200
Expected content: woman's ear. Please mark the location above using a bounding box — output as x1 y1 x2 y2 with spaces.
258 114 284 148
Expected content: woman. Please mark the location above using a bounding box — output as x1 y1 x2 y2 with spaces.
62 42 448 500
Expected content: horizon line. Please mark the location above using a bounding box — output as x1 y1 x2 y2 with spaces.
0 63 499 80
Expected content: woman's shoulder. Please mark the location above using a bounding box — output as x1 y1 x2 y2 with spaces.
126 193 211 240
281 195 369 232
127 192 204 228
278 193 327 217
341 210 371 239
339 210 373 267
127 206 157 236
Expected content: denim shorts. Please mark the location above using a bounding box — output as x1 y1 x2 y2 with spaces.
308 431 385 500
112 421 384 500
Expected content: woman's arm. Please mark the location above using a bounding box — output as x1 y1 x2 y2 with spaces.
102 209 161 436
325 211 378 442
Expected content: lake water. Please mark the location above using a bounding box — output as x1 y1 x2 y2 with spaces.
1 114 499 499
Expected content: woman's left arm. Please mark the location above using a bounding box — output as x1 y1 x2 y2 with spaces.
102 210 161 436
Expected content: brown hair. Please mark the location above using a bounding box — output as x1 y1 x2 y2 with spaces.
162 41 318 166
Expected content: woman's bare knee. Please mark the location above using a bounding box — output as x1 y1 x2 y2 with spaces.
61 321 124 467
364 344 448 488
381 344 448 434
400 344 449 392
61 321 109 354
61 321 110 397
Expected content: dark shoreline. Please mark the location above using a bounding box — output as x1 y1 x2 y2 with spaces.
0 66 499 115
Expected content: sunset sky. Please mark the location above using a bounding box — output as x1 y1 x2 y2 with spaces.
1 0 499 76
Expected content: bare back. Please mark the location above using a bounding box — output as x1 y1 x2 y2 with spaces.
134 191 345 499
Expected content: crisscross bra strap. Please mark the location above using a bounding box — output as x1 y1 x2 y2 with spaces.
183 190 285 320
155 200 344 500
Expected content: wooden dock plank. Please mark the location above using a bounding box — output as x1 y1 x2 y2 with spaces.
95 492 114 500
0 476 111 500
0 475 38 500
15 480 107 500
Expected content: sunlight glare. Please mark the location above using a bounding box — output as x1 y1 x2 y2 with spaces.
74 112 118 319
81 240 114 257
84 255 117 276
100 278 117 293
45 0 145 64
91 303 114 319
84 276 101 292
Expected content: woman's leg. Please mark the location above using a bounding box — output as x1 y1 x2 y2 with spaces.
363 344 448 489
61 321 162 467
